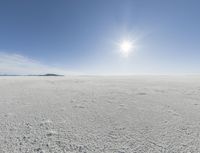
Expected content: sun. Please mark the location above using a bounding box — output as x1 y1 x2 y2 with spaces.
119 40 134 57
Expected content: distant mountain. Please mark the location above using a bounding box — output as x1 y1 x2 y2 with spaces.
0 73 64 76
39 73 64 76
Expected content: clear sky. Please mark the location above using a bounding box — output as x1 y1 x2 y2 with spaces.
0 0 200 75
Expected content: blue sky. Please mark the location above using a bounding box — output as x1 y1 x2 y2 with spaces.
0 0 200 75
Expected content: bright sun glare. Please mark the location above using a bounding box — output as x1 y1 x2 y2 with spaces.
120 40 134 57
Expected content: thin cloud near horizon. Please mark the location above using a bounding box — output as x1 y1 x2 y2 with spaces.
0 52 74 75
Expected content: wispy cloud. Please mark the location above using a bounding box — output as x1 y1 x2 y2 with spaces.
0 52 71 75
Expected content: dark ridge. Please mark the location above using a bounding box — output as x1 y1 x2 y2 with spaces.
39 73 64 76
0 73 64 76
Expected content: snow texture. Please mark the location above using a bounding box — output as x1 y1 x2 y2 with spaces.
0 76 200 153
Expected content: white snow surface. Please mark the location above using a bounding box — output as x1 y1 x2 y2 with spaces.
0 76 200 153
